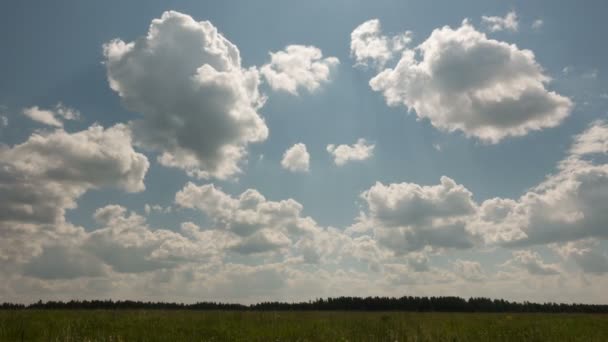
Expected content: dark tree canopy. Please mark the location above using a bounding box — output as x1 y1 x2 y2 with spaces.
2 296 607 313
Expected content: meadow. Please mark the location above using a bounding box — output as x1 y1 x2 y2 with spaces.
1 310 607 341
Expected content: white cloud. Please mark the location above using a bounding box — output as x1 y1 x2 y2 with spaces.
556 241 608 274
368 20 572 143
503 250 560 275
350 19 412 69
569 120 608 156
104 11 268 179
22 103 80 128
281 143 310 172
83 205 227 273
482 11 519 32
326 139 375 166
472 121 608 246
532 19 544 30
261 45 339 95
0 123 148 263
175 183 320 239
359 176 478 253
0 115 7 127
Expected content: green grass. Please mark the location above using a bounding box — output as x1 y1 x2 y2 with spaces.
1 310 607 341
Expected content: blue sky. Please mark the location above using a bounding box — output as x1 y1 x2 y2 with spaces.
1 1 608 303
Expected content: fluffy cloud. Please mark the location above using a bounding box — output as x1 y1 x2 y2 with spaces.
0 124 148 226
503 250 560 275
0 123 148 263
22 103 80 128
261 45 339 95
367 20 572 143
556 241 608 274
104 11 268 179
473 121 608 246
359 176 478 253
84 206 228 273
281 143 310 172
569 120 608 156
174 182 384 264
481 11 519 32
327 139 375 166
350 19 412 69
175 183 320 239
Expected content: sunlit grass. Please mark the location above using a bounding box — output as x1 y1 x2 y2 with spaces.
1 310 607 341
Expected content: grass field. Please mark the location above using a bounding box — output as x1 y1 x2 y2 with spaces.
1 310 607 341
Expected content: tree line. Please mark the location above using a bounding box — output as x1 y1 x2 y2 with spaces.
2 296 607 313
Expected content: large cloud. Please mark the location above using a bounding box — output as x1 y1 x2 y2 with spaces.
0 124 148 263
359 176 479 253
0 124 148 225
473 121 608 246
261 45 339 95
104 11 268 179
364 19 572 142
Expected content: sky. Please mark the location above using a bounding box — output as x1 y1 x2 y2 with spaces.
1 0 608 304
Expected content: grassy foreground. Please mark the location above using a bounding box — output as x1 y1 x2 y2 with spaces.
1 310 607 341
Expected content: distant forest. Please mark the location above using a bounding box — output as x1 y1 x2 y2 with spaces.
2 296 608 313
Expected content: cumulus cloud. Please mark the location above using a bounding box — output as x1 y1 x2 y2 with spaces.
0 123 148 263
326 138 375 166
174 182 384 265
281 143 310 172
481 11 519 32
84 205 228 273
569 120 608 156
503 250 560 275
472 121 608 246
359 176 479 253
366 19 572 143
350 19 412 69
1 115 8 127
0 124 148 226
22 103 80 128
556 241 608 274
261 45 339 95
104 11 268 179
176 183 320 239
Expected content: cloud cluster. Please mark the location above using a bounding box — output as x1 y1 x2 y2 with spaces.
503 250 560 275
261 45 339 95
355 19 572 142
0 124 148 262
104 11 268 179
358 176 478 253
474 121 608 246
281 143 310 172
327 139 375 166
